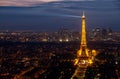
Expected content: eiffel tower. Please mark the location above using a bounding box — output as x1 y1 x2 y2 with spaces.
71 12 93 79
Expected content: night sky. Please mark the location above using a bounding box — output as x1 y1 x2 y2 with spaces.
0 0 120 31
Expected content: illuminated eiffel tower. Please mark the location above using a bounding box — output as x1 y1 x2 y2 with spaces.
71 12 94 79
78 11 89 58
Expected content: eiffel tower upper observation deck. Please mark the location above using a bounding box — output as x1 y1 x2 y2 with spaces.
71 12 95 79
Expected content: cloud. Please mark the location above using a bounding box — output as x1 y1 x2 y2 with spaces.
0 0 60 6
0 0 96 6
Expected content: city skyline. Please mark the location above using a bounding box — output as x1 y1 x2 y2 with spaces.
0 1 120 78
0 0 120 31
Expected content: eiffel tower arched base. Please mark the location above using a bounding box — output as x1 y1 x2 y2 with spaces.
71 57 92 79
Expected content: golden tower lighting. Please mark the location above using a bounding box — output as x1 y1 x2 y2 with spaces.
77 12 89 58
72 11 97 79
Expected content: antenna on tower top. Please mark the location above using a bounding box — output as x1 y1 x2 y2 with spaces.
82 11 85 18
83 11 84 16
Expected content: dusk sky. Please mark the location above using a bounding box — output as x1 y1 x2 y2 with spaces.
0 0 60 6
0 0 120 31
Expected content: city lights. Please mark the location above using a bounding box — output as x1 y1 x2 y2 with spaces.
0 0 120 78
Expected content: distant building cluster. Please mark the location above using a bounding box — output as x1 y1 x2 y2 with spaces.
91 28 115 41
0 28 119 42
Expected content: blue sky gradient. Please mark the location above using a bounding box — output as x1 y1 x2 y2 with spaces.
0 0 120 31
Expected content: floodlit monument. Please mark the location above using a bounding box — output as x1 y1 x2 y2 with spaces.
71 12 97 79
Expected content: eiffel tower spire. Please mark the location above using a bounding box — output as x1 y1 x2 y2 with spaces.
81 11 87 46
77 11 89 57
